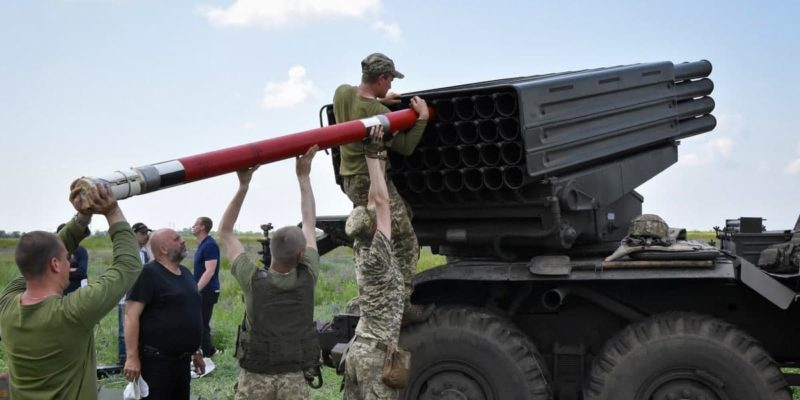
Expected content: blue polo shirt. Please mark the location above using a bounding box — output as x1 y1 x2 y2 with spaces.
194 235 221 292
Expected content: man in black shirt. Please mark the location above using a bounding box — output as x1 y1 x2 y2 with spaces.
123 228 205 399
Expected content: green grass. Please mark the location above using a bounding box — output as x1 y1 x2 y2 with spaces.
0 235 445 399
3 233 799 399
686 230 718 245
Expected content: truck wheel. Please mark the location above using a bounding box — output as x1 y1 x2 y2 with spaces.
399 305 550 400
584 312 791 400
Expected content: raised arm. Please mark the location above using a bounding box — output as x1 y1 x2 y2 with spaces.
219 167 258 263
64 181 141 325
389 96 429 155
365 126 391 240
296 145 319 250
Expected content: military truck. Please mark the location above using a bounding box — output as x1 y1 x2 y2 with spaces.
306 60 800 400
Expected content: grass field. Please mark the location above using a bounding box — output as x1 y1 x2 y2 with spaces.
1 231 798 399
0 234 444 399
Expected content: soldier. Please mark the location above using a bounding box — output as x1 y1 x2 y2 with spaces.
343 126 406 399
333 52 433 324
218 145 321 400
0 181 142 399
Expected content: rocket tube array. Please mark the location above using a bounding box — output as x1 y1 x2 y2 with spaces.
390 60 716 205
390 89 527 203
85 107 432 201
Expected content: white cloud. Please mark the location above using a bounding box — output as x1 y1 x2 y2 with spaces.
680 137 735 167
756 160 771 174
261 66 314 109
243 122 256 130
372 20 401 40
784 159 800 176
714 113 745 137
197 0 380 28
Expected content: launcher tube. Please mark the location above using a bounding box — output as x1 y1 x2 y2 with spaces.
437 123 458 145
454 97 476 120
482 167 504 190
87 107 430 200
674 60 712 80
456 121 478 144
441 147 461 169
443 169 464 191
477 119 498 142
676 114 717 140
479 143 501 166
474 95 495 119
425 171 445 193
674 78 713 100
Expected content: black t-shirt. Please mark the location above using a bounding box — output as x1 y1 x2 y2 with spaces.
127 261 202 354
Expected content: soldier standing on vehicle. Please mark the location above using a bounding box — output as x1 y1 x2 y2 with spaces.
218 145 322 400
343 126 407 399
333 52 433 324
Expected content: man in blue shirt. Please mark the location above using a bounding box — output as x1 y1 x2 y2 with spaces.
192 216 221 357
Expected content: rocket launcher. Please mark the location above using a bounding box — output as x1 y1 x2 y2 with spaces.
321 60 717 260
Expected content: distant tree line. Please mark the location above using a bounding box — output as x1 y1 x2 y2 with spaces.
0 231 22 238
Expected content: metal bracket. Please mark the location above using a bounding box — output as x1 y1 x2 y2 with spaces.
739 259 796 310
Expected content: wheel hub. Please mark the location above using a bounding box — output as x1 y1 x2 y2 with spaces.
639 369 728 400
412 362 493 400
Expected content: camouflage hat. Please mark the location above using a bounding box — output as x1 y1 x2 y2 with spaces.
345 206 376 239
628 214 669 239
361 53 404 79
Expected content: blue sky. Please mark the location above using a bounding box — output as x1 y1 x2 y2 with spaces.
1 0 798 234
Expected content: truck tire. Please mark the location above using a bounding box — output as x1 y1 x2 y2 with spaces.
399 305 550 400
584 312 791 400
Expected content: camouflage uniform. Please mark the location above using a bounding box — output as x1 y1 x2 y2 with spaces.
343 231 404 400
343 174 419 301
235 369 308 400
343 341 398 400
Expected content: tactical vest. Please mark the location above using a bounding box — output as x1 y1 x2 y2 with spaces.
235 264 320 374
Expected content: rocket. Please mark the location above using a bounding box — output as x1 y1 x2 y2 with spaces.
81 107 430 201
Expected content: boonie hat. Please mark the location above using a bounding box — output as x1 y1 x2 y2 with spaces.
345 206 376 239
361 53 404 79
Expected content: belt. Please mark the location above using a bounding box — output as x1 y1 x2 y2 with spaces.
353 335 388 352
142 345 193 361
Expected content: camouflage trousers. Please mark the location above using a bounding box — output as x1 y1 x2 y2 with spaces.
235 369 308 400
343 340 399 400
343 174 419 302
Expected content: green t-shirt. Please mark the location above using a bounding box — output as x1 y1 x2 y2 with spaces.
231 247 320 325
0 219 142 400
333 84 427 176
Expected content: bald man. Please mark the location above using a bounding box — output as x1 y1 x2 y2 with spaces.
123 228 205 400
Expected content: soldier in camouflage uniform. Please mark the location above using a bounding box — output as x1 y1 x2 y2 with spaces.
333 53 432 323
343 126 406 400
218 146 322 400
